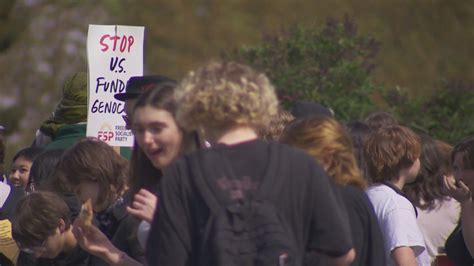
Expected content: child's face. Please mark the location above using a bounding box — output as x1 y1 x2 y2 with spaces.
9 156 32 188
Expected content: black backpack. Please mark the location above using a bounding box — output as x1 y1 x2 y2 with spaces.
191 145 297 266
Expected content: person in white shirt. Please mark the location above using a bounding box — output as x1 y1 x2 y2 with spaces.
364 125 430 266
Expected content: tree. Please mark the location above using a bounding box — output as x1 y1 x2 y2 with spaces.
225 17 382 121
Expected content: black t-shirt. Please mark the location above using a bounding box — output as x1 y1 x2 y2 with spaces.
146 140 353 266
445 223 474 266
340 185 386 266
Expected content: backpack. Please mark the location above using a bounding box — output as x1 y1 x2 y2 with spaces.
191 144 297 266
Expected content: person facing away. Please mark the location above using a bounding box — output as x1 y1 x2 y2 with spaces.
281 115 386 266
364 125 430 266
146 61 355 266
403 134 460 263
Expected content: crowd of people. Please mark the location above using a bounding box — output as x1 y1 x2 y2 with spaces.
0 61 473 266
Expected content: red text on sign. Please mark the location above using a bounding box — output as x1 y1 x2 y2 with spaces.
99 34 135 53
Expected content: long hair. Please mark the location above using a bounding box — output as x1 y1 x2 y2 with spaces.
345 121 373 184
403 134 453 210
129 84 201 196
281 116 367 189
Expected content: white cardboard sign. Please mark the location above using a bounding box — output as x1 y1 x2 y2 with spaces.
86 24 144 147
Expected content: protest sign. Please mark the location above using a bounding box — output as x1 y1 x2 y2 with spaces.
86 24 144 147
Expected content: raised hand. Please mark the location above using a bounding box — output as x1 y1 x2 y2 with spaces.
443 175 472 203
126 189 158 223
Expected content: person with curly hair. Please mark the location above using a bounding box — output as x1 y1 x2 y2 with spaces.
147 61 355 266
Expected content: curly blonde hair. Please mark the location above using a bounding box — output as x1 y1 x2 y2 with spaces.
175 61 279 134
281 116 367 189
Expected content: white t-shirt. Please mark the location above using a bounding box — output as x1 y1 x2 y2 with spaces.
137 220 151 249
417 198 460 261
366 184 430 266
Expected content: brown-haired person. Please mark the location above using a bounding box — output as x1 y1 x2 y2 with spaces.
127 82 201 246
56 138 144 265
147 61 355 266
281 116 385 266
403 134 460 263
12 191 90 265
443 136 474 265
364 126 430 265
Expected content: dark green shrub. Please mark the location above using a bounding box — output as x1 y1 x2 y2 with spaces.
386 80 474 144
225 17 382 121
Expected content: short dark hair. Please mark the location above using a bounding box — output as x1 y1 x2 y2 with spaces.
27 149 64 193
12 191 71 248
364 125 421 182
12 147 44 163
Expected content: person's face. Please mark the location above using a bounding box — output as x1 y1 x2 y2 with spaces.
9 156 32 188
453 153 474 191
21 226 65 259
74 180 102 212
123 98 138 129
133 106 183 170
405 158 421 183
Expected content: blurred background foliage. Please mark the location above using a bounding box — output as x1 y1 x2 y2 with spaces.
1 0 474 164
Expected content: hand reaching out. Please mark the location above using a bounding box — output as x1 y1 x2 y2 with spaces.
72 218 141 266
127 189 158 223
72 218 117 258
443 175 472 204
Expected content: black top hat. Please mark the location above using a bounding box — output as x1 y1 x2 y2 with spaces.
114 75 176 101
